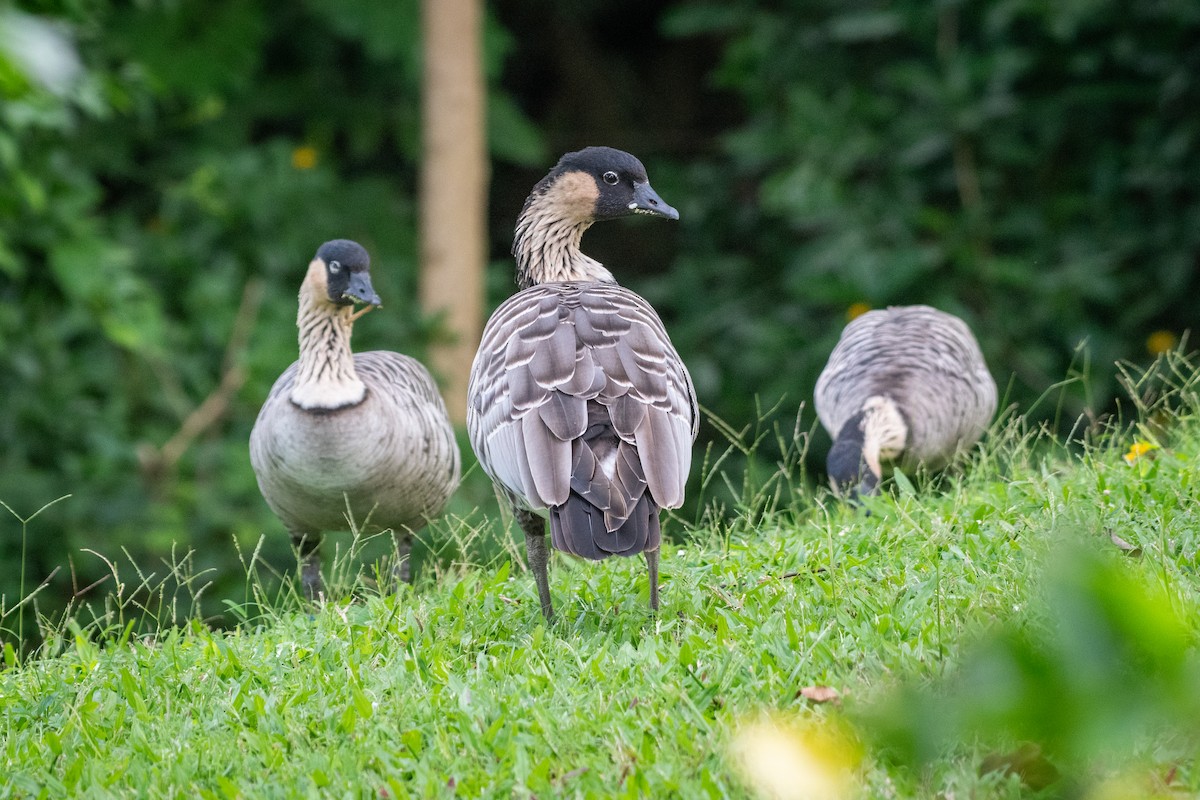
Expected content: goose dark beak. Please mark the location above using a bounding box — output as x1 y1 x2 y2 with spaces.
630 181 679 220
346 271 382 306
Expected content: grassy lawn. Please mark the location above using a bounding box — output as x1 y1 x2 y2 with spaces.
3 357 1200 799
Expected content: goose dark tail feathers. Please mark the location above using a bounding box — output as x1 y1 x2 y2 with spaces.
550 492 660 560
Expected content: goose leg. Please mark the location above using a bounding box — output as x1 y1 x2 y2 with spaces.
645 547 660 612
514 507 553 620
292 532 324 600
393 532 413 587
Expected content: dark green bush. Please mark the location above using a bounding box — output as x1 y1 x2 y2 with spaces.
656 0 1200 438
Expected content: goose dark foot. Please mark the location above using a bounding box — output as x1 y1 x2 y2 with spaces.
515 507 553 621
301 558 324 601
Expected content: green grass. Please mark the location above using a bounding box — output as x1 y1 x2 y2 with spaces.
3 354 1200 798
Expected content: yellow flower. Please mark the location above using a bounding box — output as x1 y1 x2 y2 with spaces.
729 715 859 800
291 145 318 171
1123 440 1157 465
846 302 871 321
1146 330 1177 356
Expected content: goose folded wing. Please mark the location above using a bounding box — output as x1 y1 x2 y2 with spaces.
469 287 590 508
353 351 444 403
583 286 697 510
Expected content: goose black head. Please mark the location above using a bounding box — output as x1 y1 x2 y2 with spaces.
827 410 879 499
315 239 381 307
535 146 679 223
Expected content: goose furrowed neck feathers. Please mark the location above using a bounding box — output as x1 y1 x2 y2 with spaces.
512 147 677 290
861 395 909 485
826 396 909 495
289 254 376 411
512 183 614 288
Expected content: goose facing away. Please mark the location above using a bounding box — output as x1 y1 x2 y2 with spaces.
814 304 997 495
249 239 461 596
467 147 698 620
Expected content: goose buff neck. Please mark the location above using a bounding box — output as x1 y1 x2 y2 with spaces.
861 395 909 481
512 170 616 290
288 258 368 411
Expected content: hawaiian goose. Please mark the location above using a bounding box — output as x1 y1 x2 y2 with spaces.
467 147 698 620
249 239 460 596
814 304 997 495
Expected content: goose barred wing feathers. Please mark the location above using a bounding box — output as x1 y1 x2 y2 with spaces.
468 282 697 558
814 305 997 467
354 351 458 410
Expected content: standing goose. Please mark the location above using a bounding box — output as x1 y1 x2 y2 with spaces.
814 304 997 496
250 239 460 597
468 147 698 620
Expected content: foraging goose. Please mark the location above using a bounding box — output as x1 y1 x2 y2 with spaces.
814 304 997 495
467 147 698 620
249 239 460 596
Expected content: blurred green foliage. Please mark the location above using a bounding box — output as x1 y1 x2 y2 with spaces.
860 542 1200 794
655 0 1200 435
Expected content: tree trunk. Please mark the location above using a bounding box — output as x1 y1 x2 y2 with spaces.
419 0 487 425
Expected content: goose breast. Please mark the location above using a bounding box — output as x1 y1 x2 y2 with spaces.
251 350 460 534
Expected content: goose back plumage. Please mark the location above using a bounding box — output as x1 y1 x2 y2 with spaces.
468 281 697 559
815 304 996 473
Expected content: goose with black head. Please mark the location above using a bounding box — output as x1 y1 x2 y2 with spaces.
815 304 996 497
468 147 697 620
250 239 460 597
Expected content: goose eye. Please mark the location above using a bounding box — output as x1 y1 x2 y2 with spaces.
602 171 619 185
329 260 342 273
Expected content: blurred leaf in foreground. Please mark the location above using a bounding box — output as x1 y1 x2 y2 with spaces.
859 541 1200 791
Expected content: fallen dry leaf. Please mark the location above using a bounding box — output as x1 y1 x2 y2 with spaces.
1108 530 1143 558
798 686 841 704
